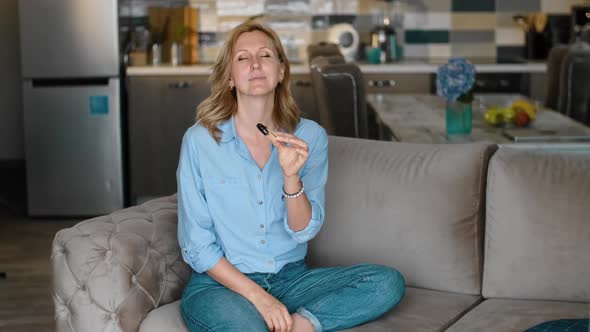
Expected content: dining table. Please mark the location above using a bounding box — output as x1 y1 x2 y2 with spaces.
367 93 590 144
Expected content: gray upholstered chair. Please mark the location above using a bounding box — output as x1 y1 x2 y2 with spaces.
306 42 342 63
557 42 590 125
309 56 371 139
544 45 570 110
308 56 393 140
545 23 590 125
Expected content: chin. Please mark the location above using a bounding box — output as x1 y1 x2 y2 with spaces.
245 87 276 96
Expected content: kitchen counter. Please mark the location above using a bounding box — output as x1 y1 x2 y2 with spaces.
366 93 589 144
127 60 546 76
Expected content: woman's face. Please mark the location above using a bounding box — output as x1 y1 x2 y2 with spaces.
229 30 285 97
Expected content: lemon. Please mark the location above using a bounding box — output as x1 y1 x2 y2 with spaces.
500 107 516 124
484 109 504 126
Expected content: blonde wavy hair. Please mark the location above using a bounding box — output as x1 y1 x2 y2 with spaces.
196 21 300 143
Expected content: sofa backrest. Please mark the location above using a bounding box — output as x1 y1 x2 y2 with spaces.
308 136 497 295
482 147 590 302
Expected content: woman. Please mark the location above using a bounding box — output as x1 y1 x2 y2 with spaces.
177 21 405 332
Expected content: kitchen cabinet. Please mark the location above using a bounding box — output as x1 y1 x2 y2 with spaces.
365 73 432 94
127 75 209 204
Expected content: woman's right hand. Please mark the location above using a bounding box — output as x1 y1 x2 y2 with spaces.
249 290 293 332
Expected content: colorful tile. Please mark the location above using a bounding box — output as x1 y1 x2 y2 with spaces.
352 15 375 33
495 27 526 45
496 0 540 12
403 0 451 13
452 13 497 30
357 0 382 15
450 30 495 43
403 44 429 58
497 46 525 60
429 44 452 58
452 43 497 58
452 0 494 12
496 12 521 29
541 0 581 14
404 12 451 30
405 30 449 44
334 0 358 14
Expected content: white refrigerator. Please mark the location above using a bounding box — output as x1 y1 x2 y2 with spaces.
19 0 124 216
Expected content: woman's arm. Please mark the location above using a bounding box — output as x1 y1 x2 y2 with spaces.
283 174 312 231
273 128 329 241
207 257 293 332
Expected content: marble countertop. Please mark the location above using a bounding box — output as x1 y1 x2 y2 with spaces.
127 60 546 76
366 94 590 144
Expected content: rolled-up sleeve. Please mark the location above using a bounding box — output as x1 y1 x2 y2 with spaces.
283 126 329 243
177 129 223 273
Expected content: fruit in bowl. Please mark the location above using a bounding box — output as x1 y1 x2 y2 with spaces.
484 107 506 126
483 99 537 128
514 111 531 127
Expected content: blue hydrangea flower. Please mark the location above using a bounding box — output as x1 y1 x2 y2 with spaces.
436 58 476 101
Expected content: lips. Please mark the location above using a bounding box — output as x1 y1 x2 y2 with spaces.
248 75 267 81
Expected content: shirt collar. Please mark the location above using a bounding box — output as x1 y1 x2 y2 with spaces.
218 116 237 143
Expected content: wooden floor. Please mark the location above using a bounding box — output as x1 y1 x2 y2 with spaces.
0 210 80 332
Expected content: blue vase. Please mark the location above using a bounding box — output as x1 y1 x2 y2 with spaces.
446 100 472 136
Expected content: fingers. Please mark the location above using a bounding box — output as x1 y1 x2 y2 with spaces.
268 310 291 332
264 316 274 331
275 132 309 151
295 148 309 159
283 307 293 331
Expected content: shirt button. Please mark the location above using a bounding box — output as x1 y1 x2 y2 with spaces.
267 260 273 265
259 224 265 228
258 200 263 205
257 175 262 180
260 240 266 244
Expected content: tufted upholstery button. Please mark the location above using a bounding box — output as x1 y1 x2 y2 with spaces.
131 275 137 283
111 313 117 320
105 250 112 259
80 284 86 292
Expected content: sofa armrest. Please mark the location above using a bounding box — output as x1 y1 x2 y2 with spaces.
52 195 191 332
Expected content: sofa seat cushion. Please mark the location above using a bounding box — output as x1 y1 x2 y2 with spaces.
140 301 187 332
445 299 590 332
140 287 480 332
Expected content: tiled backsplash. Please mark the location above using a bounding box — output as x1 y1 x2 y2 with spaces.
119 0 590 63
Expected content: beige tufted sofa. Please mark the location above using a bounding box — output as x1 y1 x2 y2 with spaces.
52 136 590 332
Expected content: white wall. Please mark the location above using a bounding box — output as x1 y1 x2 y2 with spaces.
0 0 23 160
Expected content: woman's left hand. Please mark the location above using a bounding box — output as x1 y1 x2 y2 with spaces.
272 132 309 178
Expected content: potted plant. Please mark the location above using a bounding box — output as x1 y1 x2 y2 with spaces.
436 58 476 137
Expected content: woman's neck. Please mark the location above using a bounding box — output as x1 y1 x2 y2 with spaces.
234 95 276 142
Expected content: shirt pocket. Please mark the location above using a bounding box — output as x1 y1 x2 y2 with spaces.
204 176 243 186
202 176 248 203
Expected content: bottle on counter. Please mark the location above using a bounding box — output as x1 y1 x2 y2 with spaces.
370 0 404 63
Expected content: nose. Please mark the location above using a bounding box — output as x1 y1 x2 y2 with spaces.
251 61 261 70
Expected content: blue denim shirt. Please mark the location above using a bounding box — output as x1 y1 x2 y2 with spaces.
177 117 328 274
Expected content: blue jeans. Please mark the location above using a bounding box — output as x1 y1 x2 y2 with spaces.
180 260 405 332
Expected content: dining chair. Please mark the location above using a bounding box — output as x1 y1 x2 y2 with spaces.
557 41 590 125
308 56 392 140
306 42 342 63
545 45 569 110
